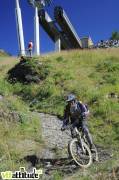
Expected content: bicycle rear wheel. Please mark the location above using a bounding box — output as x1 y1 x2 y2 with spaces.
68 138 92 168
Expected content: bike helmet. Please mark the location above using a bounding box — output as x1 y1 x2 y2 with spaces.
66 94 76 102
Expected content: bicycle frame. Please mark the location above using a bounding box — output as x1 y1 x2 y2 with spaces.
63 125 90 153
63 125 98 164
74 127 86 153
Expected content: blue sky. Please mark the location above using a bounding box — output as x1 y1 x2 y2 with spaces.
0 0 119 55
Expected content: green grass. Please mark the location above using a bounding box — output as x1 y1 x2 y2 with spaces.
7 50 119 142
0 57 42 171
4 49 119 149
0 97 42 171
0 49 119 177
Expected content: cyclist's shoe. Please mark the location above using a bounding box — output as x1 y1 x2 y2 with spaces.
61 125 67 131
90 144 96 153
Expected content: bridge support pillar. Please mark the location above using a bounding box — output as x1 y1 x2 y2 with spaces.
55 37 61 52
34 7 40 56
15 0 25 56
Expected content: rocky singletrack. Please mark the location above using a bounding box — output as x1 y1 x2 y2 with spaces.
24 113 113 180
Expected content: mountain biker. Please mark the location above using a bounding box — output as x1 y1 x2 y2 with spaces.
61 94 95 152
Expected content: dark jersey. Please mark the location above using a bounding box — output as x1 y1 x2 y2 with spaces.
64 101 87 124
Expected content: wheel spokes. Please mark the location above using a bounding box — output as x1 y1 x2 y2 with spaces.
71 141 91 166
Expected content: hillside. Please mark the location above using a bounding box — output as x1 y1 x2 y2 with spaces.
0 49 11 56
0 49 119 179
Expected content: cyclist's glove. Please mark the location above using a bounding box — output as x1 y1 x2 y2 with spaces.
81 113 86 119
61 125 67 131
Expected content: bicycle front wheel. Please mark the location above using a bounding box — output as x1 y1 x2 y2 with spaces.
68 138 92 168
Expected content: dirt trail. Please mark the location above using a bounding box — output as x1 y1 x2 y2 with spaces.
36 113 112 179
25 113 113 180
39 113 70 149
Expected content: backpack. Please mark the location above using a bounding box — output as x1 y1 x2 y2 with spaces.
83 104 89 112
78 101 90 116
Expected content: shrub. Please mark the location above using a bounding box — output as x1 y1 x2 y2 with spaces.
7 58 50 83
96 57 119 72
103 74 117 85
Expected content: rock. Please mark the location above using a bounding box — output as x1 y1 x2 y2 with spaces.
45 162 52 168
25 74 41 83
106 92 118 99
0 95 3 101
40 149 55 159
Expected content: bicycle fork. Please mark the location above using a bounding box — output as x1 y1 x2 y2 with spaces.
77 135 85 153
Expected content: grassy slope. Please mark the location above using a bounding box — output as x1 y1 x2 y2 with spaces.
0 50 10 57
0 56 42 171
0 49 119 178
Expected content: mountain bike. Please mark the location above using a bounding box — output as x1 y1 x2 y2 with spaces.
64 125 98 168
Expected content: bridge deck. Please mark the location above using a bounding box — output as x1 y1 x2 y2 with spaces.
54 6 82 49
38 10 72 50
